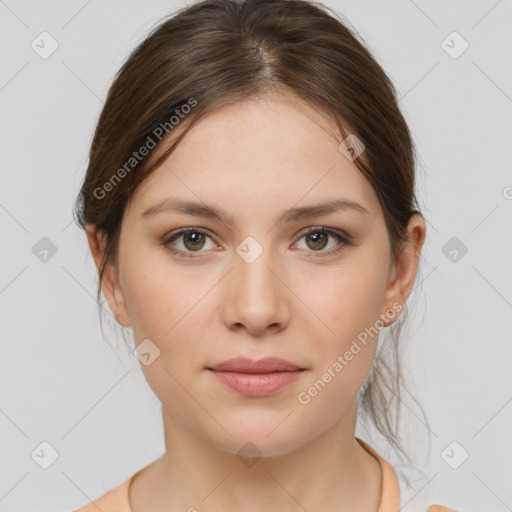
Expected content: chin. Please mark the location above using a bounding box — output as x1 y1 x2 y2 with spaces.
205 420 308 459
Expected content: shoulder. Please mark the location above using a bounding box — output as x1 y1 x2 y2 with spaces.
72 475 133 512
356 438 462 512
427 507 461 512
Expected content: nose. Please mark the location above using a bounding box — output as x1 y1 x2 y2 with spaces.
220 246 291 336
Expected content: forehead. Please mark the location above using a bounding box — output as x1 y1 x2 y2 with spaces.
126 92 381 223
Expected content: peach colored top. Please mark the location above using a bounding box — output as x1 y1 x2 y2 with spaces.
73 438 460 512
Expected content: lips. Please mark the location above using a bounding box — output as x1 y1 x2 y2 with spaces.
207 357 304 373
206 357 306 397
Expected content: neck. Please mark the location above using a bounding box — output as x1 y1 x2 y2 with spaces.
129 400 382 512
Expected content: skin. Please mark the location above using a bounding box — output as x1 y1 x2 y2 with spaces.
86 90 426 512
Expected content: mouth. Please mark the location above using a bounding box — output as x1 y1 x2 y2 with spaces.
206 368 306 396
206 357 307 397
207 356 305 373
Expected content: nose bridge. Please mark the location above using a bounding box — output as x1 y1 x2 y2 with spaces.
237 244 276 295
221 237 290 334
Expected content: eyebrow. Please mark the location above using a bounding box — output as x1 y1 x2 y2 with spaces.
141 197 370 225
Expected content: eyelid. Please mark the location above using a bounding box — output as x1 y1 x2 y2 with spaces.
298 225 351 241
292 226 352 256
162 227 217 255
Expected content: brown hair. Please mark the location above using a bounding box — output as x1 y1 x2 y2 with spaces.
74 0 430 473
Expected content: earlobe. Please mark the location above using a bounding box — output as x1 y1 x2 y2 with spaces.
381 213 426 326
85 223 131 327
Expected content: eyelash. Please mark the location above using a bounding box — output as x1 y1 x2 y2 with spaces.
161 226 352 259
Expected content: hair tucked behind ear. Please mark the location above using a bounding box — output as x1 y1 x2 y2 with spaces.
74 0 431 477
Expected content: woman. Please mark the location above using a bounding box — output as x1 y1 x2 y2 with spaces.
72 0 460 510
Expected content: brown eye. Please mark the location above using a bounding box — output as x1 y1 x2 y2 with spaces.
305 230 329 251
162 228 216 258
295 227 352 257
182 231 207 251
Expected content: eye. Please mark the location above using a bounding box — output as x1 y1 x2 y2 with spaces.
293 227 352 257
161 226 352 259
162 227 218 258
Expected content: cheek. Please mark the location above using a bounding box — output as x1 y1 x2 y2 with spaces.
121 256 215 368
302 250 388 384
121 249 192 336
121 263 210 414
317 255 387 336
297 274 384 419
122 273 168 336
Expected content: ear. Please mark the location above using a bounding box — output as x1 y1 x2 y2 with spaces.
85 223 131 327
381 213 426 326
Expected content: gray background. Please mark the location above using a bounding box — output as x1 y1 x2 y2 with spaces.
1 1 511 511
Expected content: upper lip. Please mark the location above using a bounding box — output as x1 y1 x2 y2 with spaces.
207 357 304 373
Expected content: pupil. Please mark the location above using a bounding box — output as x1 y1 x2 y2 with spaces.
185 232 204 250
308 231 327 250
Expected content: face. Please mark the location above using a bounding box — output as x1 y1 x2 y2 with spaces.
88 91 425 457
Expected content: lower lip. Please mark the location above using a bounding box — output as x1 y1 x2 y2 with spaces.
207 369 305 396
